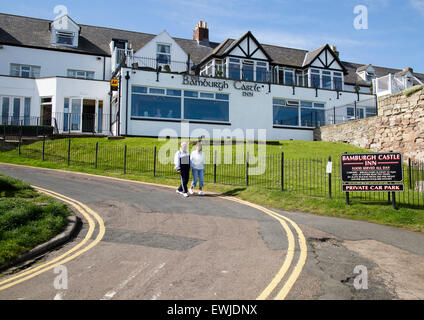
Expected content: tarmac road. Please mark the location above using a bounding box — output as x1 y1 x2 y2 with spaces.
0 163 423 300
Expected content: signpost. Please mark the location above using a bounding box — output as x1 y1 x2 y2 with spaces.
341 152 404 208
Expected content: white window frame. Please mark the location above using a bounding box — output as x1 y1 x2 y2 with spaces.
156 43 171 65
55 31 75 46
10 64 41 78
67 69 95 80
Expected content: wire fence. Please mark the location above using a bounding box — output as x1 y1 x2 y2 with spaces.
16 138 424 208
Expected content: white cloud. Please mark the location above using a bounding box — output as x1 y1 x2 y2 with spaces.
411 0 424 15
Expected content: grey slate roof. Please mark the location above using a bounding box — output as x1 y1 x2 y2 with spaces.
1 12 423 86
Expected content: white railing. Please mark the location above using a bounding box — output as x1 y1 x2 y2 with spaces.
374 73 416 97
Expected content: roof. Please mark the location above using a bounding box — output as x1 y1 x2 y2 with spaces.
1 12 423 86
0 12 219 62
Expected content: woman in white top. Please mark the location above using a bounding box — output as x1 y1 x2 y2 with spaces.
189 141 205 196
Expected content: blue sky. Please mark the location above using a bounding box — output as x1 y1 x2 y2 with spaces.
1 0 423 72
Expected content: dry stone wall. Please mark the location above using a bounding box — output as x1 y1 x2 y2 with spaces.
314 86 424 161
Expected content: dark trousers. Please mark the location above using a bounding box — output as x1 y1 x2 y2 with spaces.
178 166 190 193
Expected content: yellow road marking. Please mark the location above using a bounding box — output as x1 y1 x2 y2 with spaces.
0 186 105 291
222 196 307 300
0 163 306 299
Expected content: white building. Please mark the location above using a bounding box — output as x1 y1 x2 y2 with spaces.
1 13 423 140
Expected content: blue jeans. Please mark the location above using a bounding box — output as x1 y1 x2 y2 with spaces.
191 168 204 188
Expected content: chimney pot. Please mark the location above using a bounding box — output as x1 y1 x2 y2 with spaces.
194 20 209 44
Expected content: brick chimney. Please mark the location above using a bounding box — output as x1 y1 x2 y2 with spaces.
330 45 339 58
193 21 209 44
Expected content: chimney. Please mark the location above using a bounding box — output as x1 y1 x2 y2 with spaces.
403 67 413 73
330 45 339 58
194 21 209 44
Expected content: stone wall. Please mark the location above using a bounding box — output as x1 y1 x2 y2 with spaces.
314 86 424 161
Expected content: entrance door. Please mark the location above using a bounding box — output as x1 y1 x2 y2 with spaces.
40 97 52 126
82 99 96 133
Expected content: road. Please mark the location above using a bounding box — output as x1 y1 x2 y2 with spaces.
0 163 423 300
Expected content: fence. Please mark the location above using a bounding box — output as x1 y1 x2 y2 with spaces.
15 139 424 209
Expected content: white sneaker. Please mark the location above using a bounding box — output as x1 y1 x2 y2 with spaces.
199 191 205 196
176 190 183 195
188 188 194 195
183 193 189 198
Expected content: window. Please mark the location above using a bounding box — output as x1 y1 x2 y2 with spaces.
311 69 321 88
256 62 268 82
157 44 171 64
284 69 294 85
10 64 40 78
242 60 254 81
56 31 74 46
1 97 10 124
12 98 20 125
184 92 229 122
322 71 332 89
229 58 241 80
24 98 31 125
67 70 95 80
71 99 82 131
300 101 325 127
273 98 299 126
333 72 343 91
64 98 70 132
98 101 103 133
131 86 181 119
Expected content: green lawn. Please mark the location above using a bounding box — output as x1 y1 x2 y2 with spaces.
1 136 423 233
0 174 70 267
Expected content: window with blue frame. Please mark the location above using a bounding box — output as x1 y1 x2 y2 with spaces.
273 99 299 126
131 86 181 119
184 91 229 122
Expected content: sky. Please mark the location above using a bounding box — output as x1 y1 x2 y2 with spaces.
1 0 423 72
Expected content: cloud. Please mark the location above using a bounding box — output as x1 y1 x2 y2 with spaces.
411 0 424 15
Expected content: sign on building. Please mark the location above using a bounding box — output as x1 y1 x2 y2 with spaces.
110 78 119 91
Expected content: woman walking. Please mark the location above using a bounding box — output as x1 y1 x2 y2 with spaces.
189 141 205 196
174 141 190 198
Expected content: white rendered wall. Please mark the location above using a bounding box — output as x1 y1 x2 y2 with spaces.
0 45 111 80
119 69 375 140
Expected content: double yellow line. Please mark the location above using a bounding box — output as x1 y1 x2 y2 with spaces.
0 164 306 299
223 197 307 300
0 186 105 291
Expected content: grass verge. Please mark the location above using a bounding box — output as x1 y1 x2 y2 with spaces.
0 150 423 233
0 173 70 267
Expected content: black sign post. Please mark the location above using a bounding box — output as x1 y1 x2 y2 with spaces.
341 153 404 209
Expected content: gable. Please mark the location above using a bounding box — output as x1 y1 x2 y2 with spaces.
309 47 343 71
133 30 192 64
51 15 80 33
226 32 270 61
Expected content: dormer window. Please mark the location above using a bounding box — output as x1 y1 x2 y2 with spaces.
55 31 74 46
365 71 375 82
51 14 80 48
